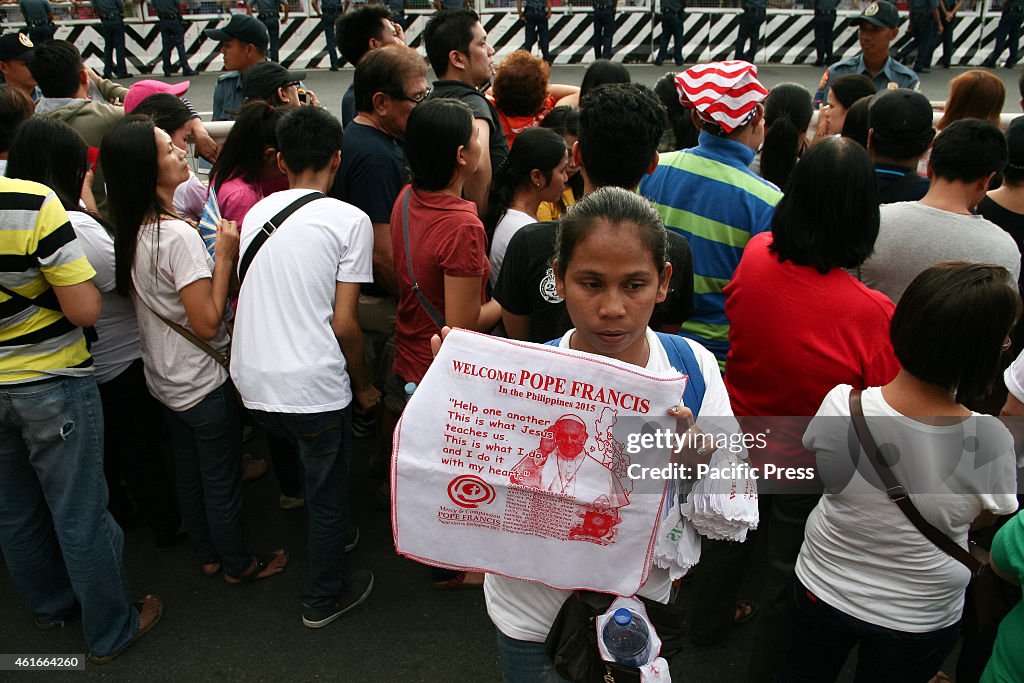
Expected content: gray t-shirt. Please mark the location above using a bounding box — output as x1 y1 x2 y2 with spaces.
858 201 1022 304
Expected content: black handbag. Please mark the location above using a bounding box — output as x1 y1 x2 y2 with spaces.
544 590 685 683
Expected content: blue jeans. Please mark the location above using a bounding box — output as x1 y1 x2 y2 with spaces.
0 375 137 657
910 8 937 69
100 17 127 76
593 6 615 59
251 407 353 608
496 630 568 683
735 6 765 62
258 14 281 63
164 380 250 577
523 8 551 61
776 580 961 683
322 7 342 68
158 17 191 74
656 10 684 65
988 7 1024 66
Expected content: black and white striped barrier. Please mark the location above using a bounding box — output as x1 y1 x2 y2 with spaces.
2 7 1014 71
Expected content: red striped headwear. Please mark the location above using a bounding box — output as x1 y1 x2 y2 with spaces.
674 61 769 134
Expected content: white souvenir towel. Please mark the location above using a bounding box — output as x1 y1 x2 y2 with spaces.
392 330 689 597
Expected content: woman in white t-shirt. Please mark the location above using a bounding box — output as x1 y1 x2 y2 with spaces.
483 127 569 289
102 118 287 584
778 262 1021 683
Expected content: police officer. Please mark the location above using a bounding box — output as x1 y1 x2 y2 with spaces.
905 0 941 72
735 0 765 62
248 0 287 63
518 0 551 63
204 14 268 121
654 0 685 66
812 0 839 67
983 0 1024 68
311 0 342 70
592 0 615 60
90 0 127 78
19 0 56 45
152 0 195 76
813 1 918 108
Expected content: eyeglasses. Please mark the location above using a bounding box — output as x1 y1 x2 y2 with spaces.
392 86 432 105
283 81 301 89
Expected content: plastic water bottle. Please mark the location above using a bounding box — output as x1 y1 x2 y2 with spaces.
601 608 651 667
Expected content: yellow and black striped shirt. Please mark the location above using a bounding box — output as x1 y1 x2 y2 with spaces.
0 177 96 383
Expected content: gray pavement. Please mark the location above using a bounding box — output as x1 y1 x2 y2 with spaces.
0 62 998 680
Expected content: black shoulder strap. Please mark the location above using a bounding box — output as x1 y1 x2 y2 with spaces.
238 191 325 286
848 389 983 576
400 188 447 330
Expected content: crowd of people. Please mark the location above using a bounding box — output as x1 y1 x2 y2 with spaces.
0 1 1023 681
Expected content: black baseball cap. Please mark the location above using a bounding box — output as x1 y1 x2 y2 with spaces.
0 32 34 62
851 1 899 29
869 88 935 155
204 14 269 51
244 61 307 100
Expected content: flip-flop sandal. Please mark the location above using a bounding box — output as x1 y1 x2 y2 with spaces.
734 600 758 625
87 594 164 665
224 550 288 585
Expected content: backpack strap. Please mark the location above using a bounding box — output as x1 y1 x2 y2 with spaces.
655 332 705 418
544 333 706 417
237 191 325 286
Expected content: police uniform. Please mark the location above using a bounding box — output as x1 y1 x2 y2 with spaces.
251 0 282 62
984 0 1024 68
91 0 126 78
936 0 958 68
316 0 342 70
812 0 839 66
592 0 616 60
655 0 685 66
19 0 54 44
735 0 765 63
212 71 245 121
520 0 551 63
152 0 194 76
813 53 919 108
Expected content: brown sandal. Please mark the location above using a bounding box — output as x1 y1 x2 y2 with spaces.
224 550 288 585
87 594 163 665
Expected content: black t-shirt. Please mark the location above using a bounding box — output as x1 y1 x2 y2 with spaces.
331 120 407 295
429 79 509 173
493 220 694 343
978 195 1024 358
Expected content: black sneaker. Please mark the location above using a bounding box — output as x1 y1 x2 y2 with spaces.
302 570 374 629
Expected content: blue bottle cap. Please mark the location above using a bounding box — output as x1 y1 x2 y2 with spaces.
613 608 632 626
404 382 417 395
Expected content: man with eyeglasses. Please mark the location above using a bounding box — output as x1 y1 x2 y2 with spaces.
329 46 428 499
